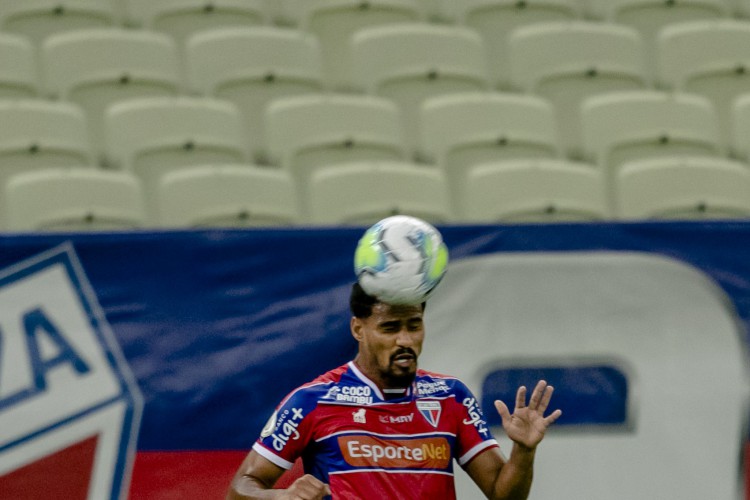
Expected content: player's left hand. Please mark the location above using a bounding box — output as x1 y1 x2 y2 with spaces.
494 380 562 450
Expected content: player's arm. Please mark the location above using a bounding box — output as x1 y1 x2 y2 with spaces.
226 450 330 500
464 441 535 500
465 380 561 500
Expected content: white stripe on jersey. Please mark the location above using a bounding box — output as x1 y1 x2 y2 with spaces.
347 361 387 400
252 442 294 469
458 439 499 466
316 429 456 442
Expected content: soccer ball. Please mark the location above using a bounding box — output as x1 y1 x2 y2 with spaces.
354 215 449 305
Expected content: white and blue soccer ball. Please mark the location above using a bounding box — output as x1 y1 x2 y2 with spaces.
354 215 449 305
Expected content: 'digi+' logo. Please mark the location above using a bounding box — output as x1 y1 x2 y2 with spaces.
462 397 489 437
265 407 304 452
0 245 142 500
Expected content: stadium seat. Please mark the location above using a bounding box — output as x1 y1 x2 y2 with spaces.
418 92 561 189
0 33 39 98
41 29 181 163
185 27 324 165
738 0 750 17
104 97 250 200
614 156 750 220
442 0 582 89
458 158 608 223
265 93 408 181
584 0 730 42
655 20 750 150
155 164 299 228
0 100 94 188
283 0 423 90
0 0 118 45
580 90 722 175
123 0 270 43
508 21 648 159
350 24 491 155
3 168 145 232
728 93 750 161
306 160 452 225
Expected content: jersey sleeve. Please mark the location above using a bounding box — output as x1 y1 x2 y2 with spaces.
252 384 321 470
451 380 499 467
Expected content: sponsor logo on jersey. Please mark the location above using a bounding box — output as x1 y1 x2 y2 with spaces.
416 379 451 396
260 411 277 438
352 408 366 423
462 397 489 437
269 407 304 451
378 413 414 424
323 384 373 405
417 400 442 427
339 435 450 469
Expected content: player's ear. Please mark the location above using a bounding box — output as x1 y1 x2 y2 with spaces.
351 317 364 342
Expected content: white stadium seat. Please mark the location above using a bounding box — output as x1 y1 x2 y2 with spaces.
509 21 648 158
656 20 750 150
104 97 250 197
442 0 582 89
0 0 118 45
0 33 39 99
350 23 491 155
185 27 324 165
4 168 145 232
584 0 730 41
580 90 722 174
418 92 562 188
123 0 270 43
155 164 299 228
306 160 452 225
614 156 750 220
727 93 750 161
265 93 408 180
458 158 609 223
284 0 423 90
0 100 94 187
41 29 181 161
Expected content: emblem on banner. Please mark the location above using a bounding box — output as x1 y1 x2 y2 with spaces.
416 401 442 428
0 244 143 500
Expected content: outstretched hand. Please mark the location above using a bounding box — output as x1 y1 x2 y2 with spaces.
494 380 562 450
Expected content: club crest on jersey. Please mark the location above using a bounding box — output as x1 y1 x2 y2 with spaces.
352 408 366 423
416 400 441 427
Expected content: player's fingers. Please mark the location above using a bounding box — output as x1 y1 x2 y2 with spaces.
290 475 329 499
544 409 563 426
494 399 511 426
537 384 555 414
527 380 547 410
515 385 527 409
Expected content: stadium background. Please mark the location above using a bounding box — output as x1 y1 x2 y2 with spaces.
1 1 750 499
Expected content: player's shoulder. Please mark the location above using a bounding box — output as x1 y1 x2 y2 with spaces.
415 369 473 398
278 363 348 408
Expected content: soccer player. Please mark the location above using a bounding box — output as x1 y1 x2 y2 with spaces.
227 283 562 500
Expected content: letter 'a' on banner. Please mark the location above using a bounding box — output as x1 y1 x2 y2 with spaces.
0 243 143 500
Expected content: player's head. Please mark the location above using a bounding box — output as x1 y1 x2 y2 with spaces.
349 282 425 318
350 282 425 389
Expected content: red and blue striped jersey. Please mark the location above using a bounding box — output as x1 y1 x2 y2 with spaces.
254 361 499 499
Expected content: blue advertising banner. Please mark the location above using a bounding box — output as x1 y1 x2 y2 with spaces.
0 221 747 499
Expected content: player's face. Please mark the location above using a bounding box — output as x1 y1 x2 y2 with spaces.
352 302 425 389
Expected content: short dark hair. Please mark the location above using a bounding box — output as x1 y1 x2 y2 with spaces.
350 282 378 318
349 282 426 318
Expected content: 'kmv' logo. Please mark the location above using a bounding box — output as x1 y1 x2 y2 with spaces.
0 244 143 500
